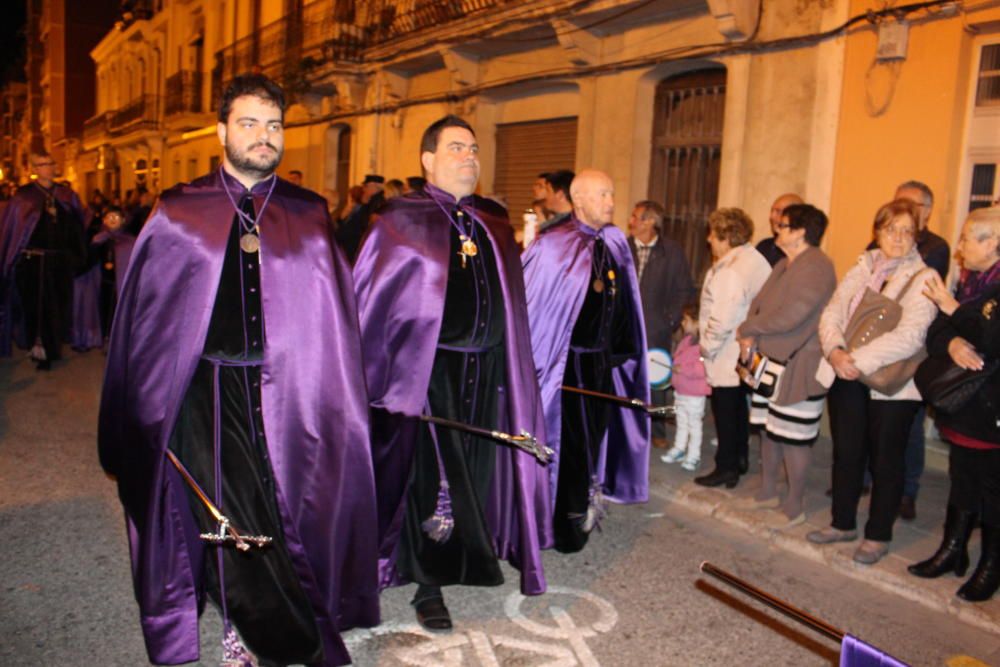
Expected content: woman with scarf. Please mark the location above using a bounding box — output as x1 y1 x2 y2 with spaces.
808 199 938 565
908 206 1000 602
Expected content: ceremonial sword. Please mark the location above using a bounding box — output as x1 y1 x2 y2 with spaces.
165 449 273 551
561 385 675 417
419 414 554 464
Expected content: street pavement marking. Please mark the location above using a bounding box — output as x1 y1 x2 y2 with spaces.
343 586 619 665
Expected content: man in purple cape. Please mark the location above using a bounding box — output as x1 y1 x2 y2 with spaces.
523 169 651 553
0 152 87 368
354 115 551 632
98 75 378 667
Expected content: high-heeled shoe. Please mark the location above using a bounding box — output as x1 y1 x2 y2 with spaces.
908 506 976 579
958 524 1000 602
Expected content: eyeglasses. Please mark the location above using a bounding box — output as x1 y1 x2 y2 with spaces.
879 225 916 239
33 161 56 168
775 223 792 230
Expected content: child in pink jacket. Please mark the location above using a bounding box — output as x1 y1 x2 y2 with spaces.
662 303 712 471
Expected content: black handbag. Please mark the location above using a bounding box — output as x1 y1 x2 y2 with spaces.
914 355 999 414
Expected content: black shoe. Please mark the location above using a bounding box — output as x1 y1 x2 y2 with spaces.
899 496 917 521
694 468 739 489
738 456 749 475
35 360 51 371
413 589 452 631
958 524 1000 602
908 506 976 578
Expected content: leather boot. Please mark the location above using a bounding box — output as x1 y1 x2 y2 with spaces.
907 506 977 578
957 524 1000 602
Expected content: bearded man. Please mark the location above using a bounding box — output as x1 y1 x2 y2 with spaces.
99 74 378 666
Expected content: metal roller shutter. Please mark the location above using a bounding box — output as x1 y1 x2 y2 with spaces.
493 117 577 229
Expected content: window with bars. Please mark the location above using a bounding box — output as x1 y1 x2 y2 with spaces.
970 163 998 211
647 68 726 284
976 44 1000 107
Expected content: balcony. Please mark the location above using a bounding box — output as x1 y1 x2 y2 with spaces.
212 0 365 104
111 95 160 133
165 71 203 116
364 0 509 42
83 112 112 147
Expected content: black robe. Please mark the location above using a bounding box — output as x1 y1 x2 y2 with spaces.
395 211 508 588
167 196 322 664
555 236 637 553
14 189 86 361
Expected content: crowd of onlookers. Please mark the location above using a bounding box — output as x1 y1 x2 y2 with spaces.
643 182 999 604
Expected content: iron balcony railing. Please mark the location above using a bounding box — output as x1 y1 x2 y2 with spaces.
83 112 113 145
110 95 160 133
165 71 204 116
363 0 509 41
212 0 365 103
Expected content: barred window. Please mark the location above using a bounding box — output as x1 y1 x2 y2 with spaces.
976 44 1000 107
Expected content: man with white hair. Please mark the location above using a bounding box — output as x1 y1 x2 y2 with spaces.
524 169 650 553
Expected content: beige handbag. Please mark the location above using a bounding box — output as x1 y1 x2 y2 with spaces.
844 270 928 395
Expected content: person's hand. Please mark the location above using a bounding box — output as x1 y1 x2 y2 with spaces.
948 337 985 371
829 348 861 380
922 273 959 316
737 336 755 363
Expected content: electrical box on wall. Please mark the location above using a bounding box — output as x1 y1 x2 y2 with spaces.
877 21 909 61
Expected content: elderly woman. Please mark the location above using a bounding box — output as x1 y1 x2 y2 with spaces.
909 206 1000 602
732 204 837 528
694 208 771 488
808 199 938 564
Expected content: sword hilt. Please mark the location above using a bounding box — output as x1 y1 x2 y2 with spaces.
199 516 273 552
491 429 554 464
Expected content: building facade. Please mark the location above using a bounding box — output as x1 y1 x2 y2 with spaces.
79 0 1000 275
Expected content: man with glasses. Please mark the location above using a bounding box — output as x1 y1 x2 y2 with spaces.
0 152 87 369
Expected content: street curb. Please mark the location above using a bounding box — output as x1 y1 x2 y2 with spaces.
653 481 1000 638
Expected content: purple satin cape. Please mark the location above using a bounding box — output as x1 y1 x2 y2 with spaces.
98 171 379 666
522 216 651 504
840 635 908 667
353 184 552 595
0 183 88 355
92 228 136 296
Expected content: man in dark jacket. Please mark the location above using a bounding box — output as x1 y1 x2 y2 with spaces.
628 200 694 445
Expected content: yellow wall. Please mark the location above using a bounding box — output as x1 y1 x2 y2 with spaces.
828 3 1000 277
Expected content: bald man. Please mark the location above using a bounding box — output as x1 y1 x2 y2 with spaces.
756 193 804 267
523 169 650 553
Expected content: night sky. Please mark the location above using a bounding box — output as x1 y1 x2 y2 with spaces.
0 2 28 87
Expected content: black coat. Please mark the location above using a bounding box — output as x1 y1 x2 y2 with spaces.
926 280 1000 444
629 235 694 350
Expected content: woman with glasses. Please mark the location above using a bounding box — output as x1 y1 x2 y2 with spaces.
808 199 938 564
731 204 837 530
909 206 1000 602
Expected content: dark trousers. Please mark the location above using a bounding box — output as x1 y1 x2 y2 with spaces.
903 404 927 499
828 379 920 541
710 384 748 474
949 443 1000 528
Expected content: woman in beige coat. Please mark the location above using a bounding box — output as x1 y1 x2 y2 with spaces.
808 199 938 564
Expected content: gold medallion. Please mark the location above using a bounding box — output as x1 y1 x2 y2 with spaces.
461 236 478 258
593 279 605 293
240 233 260 254
104 261 114 270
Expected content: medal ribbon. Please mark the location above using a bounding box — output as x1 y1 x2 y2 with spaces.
219 167 277 237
